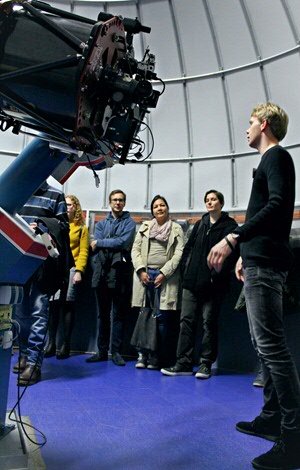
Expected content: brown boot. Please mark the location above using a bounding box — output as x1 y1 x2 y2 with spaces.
13 356 27 374
18 365 41 386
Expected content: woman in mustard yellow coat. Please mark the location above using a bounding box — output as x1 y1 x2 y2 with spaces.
45 195 89 359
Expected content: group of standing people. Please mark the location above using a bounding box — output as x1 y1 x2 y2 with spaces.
12 101 300 470
85 188 234 378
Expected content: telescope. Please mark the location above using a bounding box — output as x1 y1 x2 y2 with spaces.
0 0 161 167
0 2 162 440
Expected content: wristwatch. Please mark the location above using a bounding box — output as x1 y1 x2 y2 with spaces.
230 233 240 242
230 233 240 241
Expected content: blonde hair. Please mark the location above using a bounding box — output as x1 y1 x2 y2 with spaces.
66 195 85 226
251 101 289 142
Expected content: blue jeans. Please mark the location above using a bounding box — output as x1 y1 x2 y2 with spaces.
142 269 177 365
13 273 49 368
244 266 300 434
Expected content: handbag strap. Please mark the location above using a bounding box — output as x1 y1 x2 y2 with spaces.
145 285 160 314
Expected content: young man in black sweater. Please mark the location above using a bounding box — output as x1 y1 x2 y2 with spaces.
208 102 300 470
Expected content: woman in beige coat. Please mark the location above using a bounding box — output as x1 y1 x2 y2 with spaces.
131 195 184 370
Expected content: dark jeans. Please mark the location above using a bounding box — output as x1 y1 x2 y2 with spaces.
95 266 132 354
13 274 49 368
176 288 223 368
244 266 300 434
144 269 179 366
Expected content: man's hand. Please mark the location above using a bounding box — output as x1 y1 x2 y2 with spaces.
207 238 232 272
90 240 97 252
207 233 239 272
235 256 244 282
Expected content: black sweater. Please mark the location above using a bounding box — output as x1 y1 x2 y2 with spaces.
235 145 295 271
182 212 238 297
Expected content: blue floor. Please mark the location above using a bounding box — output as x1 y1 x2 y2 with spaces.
7 354 272 470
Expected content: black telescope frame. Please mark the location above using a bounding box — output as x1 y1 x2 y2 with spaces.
0 0 158 161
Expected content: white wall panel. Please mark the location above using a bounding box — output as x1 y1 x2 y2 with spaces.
173 0 220 75
208 0 257 68
65 160 150 212
193 158 233 211
150 161 190 211
148 83 188 158
101 162 150 212
140 0 182 78
188 78 230 156
245 0 296 55
287 0 300 27
225 69 268 154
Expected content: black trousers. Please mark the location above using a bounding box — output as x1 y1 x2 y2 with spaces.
176 288 223 368
95 266 132 354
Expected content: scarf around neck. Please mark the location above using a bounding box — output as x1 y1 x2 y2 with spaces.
149 218 172 242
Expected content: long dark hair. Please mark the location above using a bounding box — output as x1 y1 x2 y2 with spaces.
150 195 169 216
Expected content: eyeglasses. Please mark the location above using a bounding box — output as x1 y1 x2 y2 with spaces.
111 198 125 203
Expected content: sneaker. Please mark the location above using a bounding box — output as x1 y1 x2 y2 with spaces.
252 437 300 470
195 363 211 379
147 354 159 370
161 364 193 376
253 369 264 387
136 355 147 369
112 352 126 366
236 416 280 442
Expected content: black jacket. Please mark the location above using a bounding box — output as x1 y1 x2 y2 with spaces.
182 212 238 297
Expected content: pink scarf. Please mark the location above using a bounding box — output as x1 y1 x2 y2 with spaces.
149 218 171 242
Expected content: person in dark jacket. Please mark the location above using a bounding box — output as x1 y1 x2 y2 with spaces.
161 190 237 379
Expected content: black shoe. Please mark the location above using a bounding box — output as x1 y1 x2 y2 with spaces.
236 416 280 442
18 365 41 386
147 355 159 370
86 351 108 363
161 364 193 376
56 343 70 360
253 369 264 387
195 363 211 379
252 436 300 470
112 352 125 366
44 340 56 358
13 356 27 374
